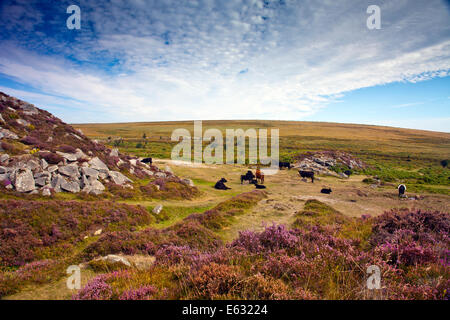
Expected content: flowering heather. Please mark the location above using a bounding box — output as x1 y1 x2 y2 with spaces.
119 285 158 300
0 199 153 267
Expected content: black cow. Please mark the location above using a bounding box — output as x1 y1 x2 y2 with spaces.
344 170 352 177
241 171 255 184
299 170 315 183
215 178 231 190
250 179 266 189
141 157 153 165
279 162 292 170
398 184 406 198
321 188 332 194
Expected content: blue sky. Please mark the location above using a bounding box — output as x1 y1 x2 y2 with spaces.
0 0 449 132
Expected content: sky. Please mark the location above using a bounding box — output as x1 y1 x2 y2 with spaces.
0 0 449 132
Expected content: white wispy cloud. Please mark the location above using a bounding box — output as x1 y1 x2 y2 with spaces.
0 0 449 124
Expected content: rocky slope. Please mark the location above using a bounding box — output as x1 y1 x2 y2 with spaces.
294 150 367 178
0 92 178 196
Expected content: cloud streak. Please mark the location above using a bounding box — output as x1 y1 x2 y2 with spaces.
0 0 449 124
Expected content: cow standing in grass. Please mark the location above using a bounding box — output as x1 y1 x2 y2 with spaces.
299 170 315 183
279 162 292 170
398 184 406 198
241 171 255 184
255 167 264 184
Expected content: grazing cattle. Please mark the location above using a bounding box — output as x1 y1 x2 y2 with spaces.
251 179 266 189
398 184 406 198
141 157 153 165
321 188 332 194
241 170 255 184
279 162 292 170
255 168 264 184
344 170 352 177
215 178 231 190
299 170 315 183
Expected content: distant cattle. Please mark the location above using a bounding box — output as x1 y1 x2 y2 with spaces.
321 188 332 194
299 170 315 183
279 162 292 170
215 178 231 190
255 168 264 184
398 184 406 198
241 171 255 184
344 170 352 177
141 157 153 165
251 179 266 189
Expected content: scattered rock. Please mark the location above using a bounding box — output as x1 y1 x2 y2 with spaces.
109 171 132 185
94 255 131 267
51 174 67 192
13 168 35 193
58 165 81 178
47 165 58 173
61 180 81 193
20 103 39 115
110 148 119 157
42 188 51 197
339 172 349 179
0 114 4 123
181 178 195 187
155 172 166 178
16 119 30 126
0 128 19 140
40 158 48 170
0 154 10 163
56 151 78 162
88 157 109 173
152 204 163 214
94 229 102 236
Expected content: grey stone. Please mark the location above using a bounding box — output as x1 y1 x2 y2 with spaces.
142 169 154 176
0 173 9 181
74 148 87 160
152 204 163 215
94 255 131 267
56 151 77 162
88 157 109 173
13 168 35 192
58 165 80 178
0 154 10 163
339 172 349 179
26 159 40 171
20 103 39 115
16 119 30 126
0 166 6 174
42 188 51 196
35 176 50 187
110 148 119 157
90 180 105 192
181 179 195 187
98 172 108 180
40 158 48 170
109 171 132 185
34 171 51 178
47 165 58 173
51 174 66 192
81 167 99 179
155 172 166 178
61 180 80 193
0 128 19 140
0 114 4 123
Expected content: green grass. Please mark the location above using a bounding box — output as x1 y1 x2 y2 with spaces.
147 204 216 229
